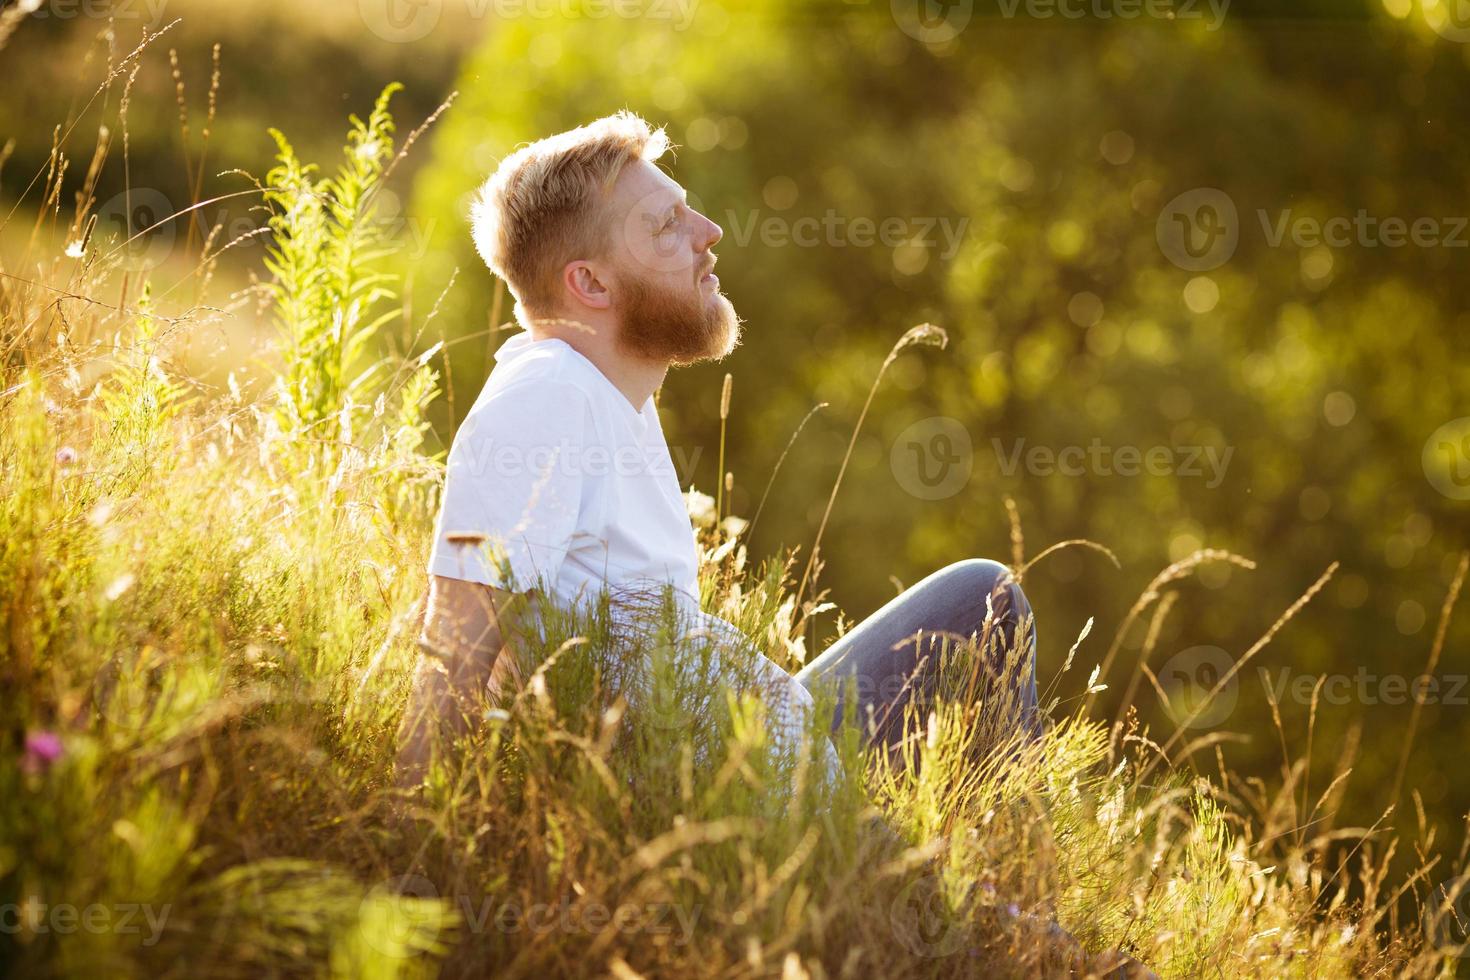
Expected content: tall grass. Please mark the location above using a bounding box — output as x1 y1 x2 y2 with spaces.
2 36 1468 979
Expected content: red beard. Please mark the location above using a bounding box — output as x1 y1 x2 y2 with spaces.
616 271 741 365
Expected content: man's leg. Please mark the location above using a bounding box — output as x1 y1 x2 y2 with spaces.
793 558 1040 758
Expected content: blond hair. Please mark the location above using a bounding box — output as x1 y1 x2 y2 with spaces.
470 111 671 325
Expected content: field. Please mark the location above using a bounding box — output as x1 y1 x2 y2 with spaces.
4 9 1470 979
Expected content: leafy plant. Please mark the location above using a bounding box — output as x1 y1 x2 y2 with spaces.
261 82 408 465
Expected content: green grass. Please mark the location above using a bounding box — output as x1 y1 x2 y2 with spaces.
2 70 1467 979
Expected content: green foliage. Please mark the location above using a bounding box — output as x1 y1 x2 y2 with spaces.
97 286 192 495
4 13 1469 978
0 324 1447 972
406 1 1470 848
262 82 408 459
254 82 444 544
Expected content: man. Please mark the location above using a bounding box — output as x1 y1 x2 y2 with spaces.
394 111 1039 789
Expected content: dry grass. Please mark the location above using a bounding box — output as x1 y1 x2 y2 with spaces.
2 26 1468 980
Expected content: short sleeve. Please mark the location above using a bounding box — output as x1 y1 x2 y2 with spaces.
428 378 591 592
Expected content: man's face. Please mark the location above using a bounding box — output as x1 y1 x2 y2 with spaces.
603 158 740 365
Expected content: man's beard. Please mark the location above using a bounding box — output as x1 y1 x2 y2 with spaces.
616 270 741 366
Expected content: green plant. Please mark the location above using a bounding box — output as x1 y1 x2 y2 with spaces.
2 46 1467 980
261 82 408 466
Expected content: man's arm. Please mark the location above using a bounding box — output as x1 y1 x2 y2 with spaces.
395 574 524 789
401 377 589 790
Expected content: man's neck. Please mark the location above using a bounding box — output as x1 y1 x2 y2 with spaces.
583 347 668 412
531 318 667 411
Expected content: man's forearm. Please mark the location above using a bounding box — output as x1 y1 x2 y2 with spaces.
395 575 519 787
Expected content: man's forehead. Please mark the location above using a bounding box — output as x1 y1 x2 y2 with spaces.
614 158 684 210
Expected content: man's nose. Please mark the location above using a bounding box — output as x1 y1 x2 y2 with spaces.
694 210 722 250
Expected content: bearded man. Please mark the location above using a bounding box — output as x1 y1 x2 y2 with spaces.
394 111 1039 789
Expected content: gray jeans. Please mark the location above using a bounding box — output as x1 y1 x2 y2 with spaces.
793 559 1041 757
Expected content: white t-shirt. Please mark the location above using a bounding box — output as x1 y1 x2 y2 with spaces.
428 332 832 774
429 330 701 608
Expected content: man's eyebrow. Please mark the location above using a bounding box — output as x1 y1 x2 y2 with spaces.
641 188 685 228
655 193 684 222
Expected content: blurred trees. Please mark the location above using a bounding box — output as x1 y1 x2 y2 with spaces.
406 0 1470 837
3 0 1466 856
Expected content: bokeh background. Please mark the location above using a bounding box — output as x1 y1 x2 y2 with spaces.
5 0 1469 855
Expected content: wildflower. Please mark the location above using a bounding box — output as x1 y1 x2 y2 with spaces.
64 240 85 259
22 731 63 774
88 498 115 527
685 489 716 528
104 572 136 602
55 446 78 466
720 515 749 538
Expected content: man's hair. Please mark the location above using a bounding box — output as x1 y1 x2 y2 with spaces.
470 111 671 325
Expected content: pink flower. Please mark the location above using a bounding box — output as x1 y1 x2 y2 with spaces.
22 731 63 774
55 447 78 466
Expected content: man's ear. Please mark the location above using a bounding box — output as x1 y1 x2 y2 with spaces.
561 259 612 311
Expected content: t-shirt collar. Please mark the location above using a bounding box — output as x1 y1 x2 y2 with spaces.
497 331 655 436
493 330 535 364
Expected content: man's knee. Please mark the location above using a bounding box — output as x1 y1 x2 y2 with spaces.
934 558 1027 606
923 559 1033 655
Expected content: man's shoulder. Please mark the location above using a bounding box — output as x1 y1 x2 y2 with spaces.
469 346 602 421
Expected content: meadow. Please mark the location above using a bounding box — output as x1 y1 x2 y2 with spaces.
3 15 1470 980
